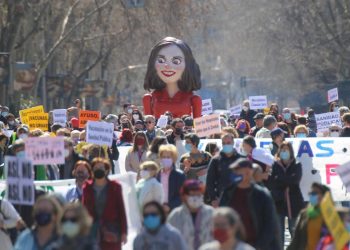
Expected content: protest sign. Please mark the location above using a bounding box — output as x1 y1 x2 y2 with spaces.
28 113 49 131
315 111 342 132
328 88 339 103
53 109 67 127
5 156 34 205
86 121 114 146
2 129 13 138
19 105 44 125
202 99 213 115
194 114 221 137
249 96 268 110
321 192 350 250
25 136 65 164
229 104 242 116
156 115 168 128
336 161 350 192
79 110 101 128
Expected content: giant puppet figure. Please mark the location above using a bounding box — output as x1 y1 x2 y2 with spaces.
143 37 202 118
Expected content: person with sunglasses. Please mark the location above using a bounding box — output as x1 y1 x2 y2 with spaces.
133 201 187 250
144 115 165 143
328 123 342 137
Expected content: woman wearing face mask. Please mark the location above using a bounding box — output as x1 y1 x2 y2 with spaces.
66 161 92 202
54 203 97 250
157 144 186 213
131 109 144 125
82 158 127 250
294 125 309 138
168 180 214 250
125 131 149 173
329 101 339 112
328 123 341 137
14 195 62 250
134 201 187 250
269 142 304 246
136 161 164 211
235 119 251 138
199 207 254 250
288 182 330 250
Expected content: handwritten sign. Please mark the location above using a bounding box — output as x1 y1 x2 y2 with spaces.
328 88 339 103
86 121 114 146
156 115 168 128
25 136 65 164
249 96 267 110
202 99 213 115
229 104 242 116
79 110 101 128
53 109 67 127
19 105 44 125
28 113 49 131
320 192 350 250
5 156 34 205
194 114 221 137
315 112 342 132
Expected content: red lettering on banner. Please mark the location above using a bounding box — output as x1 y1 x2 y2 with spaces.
326 164 339 184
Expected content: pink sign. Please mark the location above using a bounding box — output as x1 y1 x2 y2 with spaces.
25 137 65 165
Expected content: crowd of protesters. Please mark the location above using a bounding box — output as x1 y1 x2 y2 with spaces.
0 99 349 250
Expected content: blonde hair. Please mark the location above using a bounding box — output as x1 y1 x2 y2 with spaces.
60 203 92 236
140 161 160 173
159 144 178 162
294 125 309 136
32 195 63 231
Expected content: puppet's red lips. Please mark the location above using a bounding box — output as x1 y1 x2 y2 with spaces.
161 70 176 77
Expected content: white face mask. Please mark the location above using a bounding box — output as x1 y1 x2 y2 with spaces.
61 221 80 238
133 114 140 120
240 148 248 156
330 131 340 137
242 106 249 112
140 169 151 179
18 133 28 139
187 195 203 209
64 149 70 158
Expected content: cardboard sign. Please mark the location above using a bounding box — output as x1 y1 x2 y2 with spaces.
5 156 34 205
86 121 114 146
328 88 339 103
53 109 67 127
321 192 350 250
28 113 49 131
229 104 242 116
194 114 221 137
25 136 65 164
249 96 268 110
79 110 101 128
202 99 213 115
19 105 44 125
315 112 342 132
156 115 168 128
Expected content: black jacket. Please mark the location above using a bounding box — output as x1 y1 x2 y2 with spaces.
269 160 304 218
166 132 184 145
204 151 241 204
340 127 350 137
239 109 257 128
58 152 85 179
220 183 281 250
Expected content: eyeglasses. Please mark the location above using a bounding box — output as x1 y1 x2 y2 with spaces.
330 130 339 132
61 217 78 223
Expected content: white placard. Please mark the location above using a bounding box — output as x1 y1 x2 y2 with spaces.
336 161 350 192
202 99 213 115
328 88 339 103
86 121 114 146
194 114 221 137
2 129 13 138
53 109 67 127
229 104 242 116
25 137 65 165
249 96 268 110
156 115 168 128
5 156 34 205
315 111 342 132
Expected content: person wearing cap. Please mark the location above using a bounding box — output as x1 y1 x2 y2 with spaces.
144 115 165 143
270 127 286 156
220 158 280 250
70 117 80 130
255 115 277 138
134 120 145 132
327 123 342 137
239 100 257 128
168 180 214 250
249 113 264 137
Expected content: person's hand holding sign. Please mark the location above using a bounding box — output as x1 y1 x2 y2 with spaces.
183 158 192 173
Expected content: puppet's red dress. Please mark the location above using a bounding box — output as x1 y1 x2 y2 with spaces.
143 89 202 119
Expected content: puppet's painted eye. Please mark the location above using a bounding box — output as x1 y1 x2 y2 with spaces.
172 58 182 65
157 57 166 63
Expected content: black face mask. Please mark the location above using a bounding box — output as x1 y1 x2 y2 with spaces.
76 171 88 183
94 169 105 179
122 123 129 129
35 212 52 226
175 128 183 135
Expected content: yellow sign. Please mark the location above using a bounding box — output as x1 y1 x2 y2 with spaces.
263 107 270 115
19 105 45 125
28 113 49 131
320 192 350 250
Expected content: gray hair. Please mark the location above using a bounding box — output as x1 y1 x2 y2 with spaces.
263 115 277 128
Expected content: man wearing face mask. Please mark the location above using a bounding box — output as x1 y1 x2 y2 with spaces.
239 100 257 128
59 138 85 179
168 180 214 250
205 133 241 207
220 159 281 250
166 118 185 145
0 106 9 125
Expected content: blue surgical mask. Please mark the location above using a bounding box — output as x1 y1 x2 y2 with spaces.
346 222 350 233
222 145 234 154
143 215 161 231
230 173 243 184
1 112 8 117
185 143 192 152
309 194 319 206
296 133 307 138
283 113 291 120
280 151 290 161
16 151 26 158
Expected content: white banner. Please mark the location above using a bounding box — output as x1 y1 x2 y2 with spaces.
202 99 213 115
315 111 342 132
25 137 65 164
86 121 114 147
328 88 339 103
249 95 268 110
229 104 242 116
53 109 67 127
